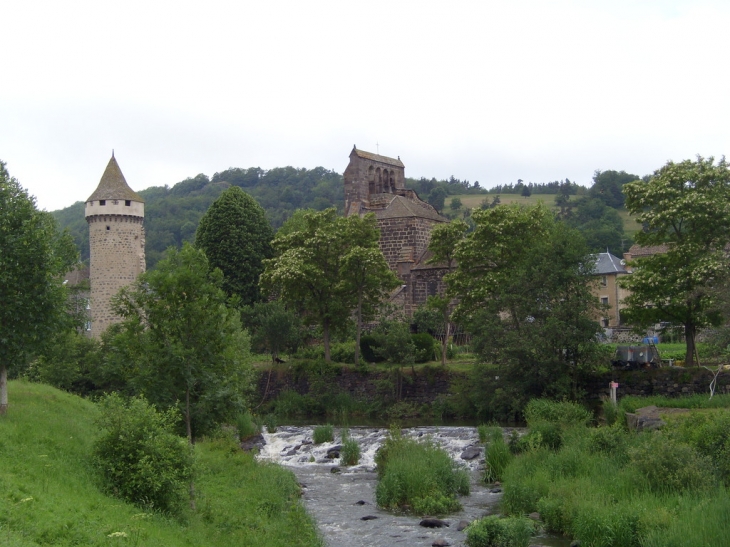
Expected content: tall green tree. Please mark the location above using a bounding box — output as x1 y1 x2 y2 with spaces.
427 219 468 365
590 169 640 208
342 245 400 366
446 204 603 409
0 161 77 415
111 243 253 442
195 186 273 306
621 156 730 366
261 208 395 362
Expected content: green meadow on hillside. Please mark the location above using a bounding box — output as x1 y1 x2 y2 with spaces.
449 193 643 237
0 381 321 547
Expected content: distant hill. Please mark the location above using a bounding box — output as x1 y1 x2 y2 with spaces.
53 166 344 269
53 164 636 268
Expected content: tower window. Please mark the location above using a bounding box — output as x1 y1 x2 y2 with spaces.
125 200 131 206
99 200 106 206
106 226 110 230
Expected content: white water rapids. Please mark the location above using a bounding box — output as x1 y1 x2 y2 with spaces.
257 425 571 547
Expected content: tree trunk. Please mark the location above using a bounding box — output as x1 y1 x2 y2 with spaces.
185 387 196 510
355 293 362 366
323 318 331 362
441 316 450 366
0 363 7 416
186 388 193 444
685 323 696 367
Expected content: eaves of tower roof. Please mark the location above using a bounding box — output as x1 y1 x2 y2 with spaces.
87 155 144 202
351 147 405 168
373 195 446 222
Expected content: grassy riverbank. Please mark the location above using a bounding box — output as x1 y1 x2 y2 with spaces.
0 381 322 547
493 400 730 547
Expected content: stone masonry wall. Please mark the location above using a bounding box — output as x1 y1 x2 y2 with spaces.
377 216 438 271
88 215 145 338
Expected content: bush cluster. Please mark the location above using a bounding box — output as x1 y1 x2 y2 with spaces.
360 332 437 364
92 394 194 515
480 425 512 483
375 428 469 515
313 424 334 444
340 429 361 466
235 411 260 440
499 400 730 546
465 515 535 547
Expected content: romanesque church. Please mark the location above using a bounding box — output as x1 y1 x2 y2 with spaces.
343 146 450 314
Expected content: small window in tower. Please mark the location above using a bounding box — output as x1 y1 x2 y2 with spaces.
106 225 110 230
125 200 131 206
99 200 106 206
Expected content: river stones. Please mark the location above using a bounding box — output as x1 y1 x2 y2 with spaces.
326 445 342 458
456 520 470 531
420 518 449 528
490 487 502 493
240 434 265 452
354 500 369 505
432 539 450 546
330 467 341 474
460 445 482 460
361 515 379 520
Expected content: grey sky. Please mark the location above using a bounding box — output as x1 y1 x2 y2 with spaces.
2 0 728 211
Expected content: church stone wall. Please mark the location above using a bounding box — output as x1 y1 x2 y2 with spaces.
88 215 145 337
377 217 438 271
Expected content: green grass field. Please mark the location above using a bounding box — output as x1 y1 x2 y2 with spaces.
0 381 322 547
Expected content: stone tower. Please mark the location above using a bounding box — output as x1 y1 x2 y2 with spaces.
85 154 145 338
344 146 448 314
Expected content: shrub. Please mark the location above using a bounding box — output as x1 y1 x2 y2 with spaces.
668 409 730 484
235 411 260 440
360 334 385 363
629 434 717 494
92 394 194 515
411 333 437 363
330 341 356 364
588 424 628 460
313 424 334 444
465 515 535 547
602 398 619 426
341 437 361 466
523 399 592 427
571 503 642 547
264 413 278 433
484 428 512 483
478 424 503 445
513 421 563 452
375 429 469 514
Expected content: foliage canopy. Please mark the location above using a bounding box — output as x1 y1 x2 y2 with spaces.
445 204 604 411
0 161 78 414
195 186 273 306
111 243 253 441
621 156 730 366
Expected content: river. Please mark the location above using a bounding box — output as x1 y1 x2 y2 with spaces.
258 425 572 547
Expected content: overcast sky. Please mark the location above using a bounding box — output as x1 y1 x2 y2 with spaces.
2 0 729 211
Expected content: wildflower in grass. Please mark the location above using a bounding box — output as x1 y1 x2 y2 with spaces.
19 497 34 503
107 531 128 538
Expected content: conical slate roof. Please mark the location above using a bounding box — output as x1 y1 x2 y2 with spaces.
87 154 144 202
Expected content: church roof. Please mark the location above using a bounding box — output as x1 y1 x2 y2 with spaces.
87 154 144 202
374 195 446 222
351 146 405 168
